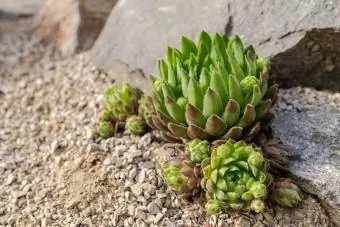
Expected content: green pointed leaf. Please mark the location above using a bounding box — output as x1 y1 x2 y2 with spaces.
236 104 256 128
166 47 174 67
234 185 246 195
181 36 197 59
226 37 234 55
187 124 211 140
203 166 212 179
211 157 222 169
189 53 198 70
250 85 261 106
221 157 236 166
218 166 228 177
198 31 212 51
178 62 190 98
167 64 177 87
158 60 168 81
197 42 209 66
185 104 206 128
221 127 243 141
189 66 198 80
164 96 186 123
162 82 176 99
216 179 228 191
241 192 254 202
234 161 249 171
222 99 240 126
210 46 224 68
210 169 218 183
227 165 240 172
210 69 228 104
173 47 182 59
233 36 244 67
216 189 228 201
150 74 157 84
244 45 255 56
205 115 227 137
228 75 244 107
255 100 271 120
257 58 269 75
245 50 257 77
199 67 210 93
217 63 229 92
246 178 255 189
249 164 259 178
216 145 232 159
213 33 228 65
228 54 245 81
227 192 240 203
188 78 203 109
203 55 213 68
223 35 229 46
242 172 251 183
152 93 165 113
168 122 188 137
202 88 223 117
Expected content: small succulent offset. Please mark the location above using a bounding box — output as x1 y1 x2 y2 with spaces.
105 83 142 121
97 121 116 139
125 115 147 135
185 139 210 165
163 152 201 196
201 139 271 214
148 31 278 142
270 178 302 207
97 83 142 138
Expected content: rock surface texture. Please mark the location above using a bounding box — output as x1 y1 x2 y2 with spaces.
274 108 340 226
92 0 340 91
33 0 118 55
0 0 42 15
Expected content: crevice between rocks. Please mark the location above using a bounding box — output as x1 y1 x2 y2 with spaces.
271 28 340 92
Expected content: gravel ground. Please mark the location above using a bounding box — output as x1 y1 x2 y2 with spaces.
0 18 338 226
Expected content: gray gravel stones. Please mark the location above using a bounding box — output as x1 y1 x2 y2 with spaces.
0 18 336 226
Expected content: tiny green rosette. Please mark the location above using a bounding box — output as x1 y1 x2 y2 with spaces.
163 153 201 196
97 121 115 139
201 139 270 214
270 178 302 207
185 139 210 165
125 115 147 135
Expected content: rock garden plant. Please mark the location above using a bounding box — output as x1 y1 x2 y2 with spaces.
97 31 301 215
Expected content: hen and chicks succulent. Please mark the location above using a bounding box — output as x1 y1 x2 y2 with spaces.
97 83 148 137
147 31 277 142
97 31 301 215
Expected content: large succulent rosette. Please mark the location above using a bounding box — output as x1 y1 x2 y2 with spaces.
148 31 278 142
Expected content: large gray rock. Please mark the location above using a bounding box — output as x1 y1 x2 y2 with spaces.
0 0 42 15
92 0 340 91
274 108 340 226
33 0 118 55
